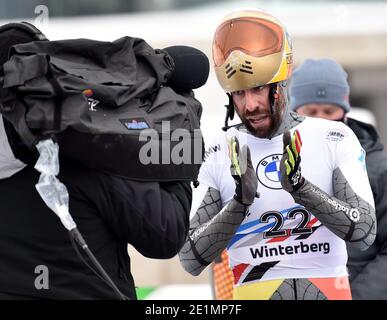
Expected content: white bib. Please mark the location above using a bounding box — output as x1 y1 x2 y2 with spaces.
197 117 373 285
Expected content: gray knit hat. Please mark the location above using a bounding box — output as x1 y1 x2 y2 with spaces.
289 58 350 112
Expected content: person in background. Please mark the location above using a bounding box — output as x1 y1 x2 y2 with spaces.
290 58 387 299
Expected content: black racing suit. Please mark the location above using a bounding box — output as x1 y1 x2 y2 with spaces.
346 117 387 299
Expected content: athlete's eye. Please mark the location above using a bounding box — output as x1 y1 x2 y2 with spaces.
253 85 266 92
233 90 244 97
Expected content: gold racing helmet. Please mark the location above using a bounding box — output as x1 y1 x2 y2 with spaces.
212 10 293 93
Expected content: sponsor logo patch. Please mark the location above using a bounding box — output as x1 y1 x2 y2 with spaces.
203 144 221 161
249 241 330 259
82 89 100 111
349 208 361 222
120 118 150 130
316 87 327 98
311 187 361 222
256 154 282 190
326 129 347 141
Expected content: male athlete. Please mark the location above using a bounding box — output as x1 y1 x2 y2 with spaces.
179 10 376 300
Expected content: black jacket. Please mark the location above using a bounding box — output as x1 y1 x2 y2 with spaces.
346 117 387 299
0 159 191 299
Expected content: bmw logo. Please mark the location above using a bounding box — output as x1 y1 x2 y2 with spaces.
256 154 283 190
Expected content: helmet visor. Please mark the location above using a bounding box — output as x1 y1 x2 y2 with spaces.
213 17 284 67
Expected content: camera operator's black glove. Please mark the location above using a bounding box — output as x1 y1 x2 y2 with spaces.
228 136 259 206
280 130 305 193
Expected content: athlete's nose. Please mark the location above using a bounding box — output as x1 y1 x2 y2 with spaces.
245 90 258 113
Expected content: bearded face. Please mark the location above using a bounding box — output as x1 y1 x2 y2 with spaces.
232 84 286 138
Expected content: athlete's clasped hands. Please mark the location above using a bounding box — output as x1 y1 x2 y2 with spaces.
228 130 305 207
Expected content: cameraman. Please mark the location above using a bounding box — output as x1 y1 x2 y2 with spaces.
0 114 191 299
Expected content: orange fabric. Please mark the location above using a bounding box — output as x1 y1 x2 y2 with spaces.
212 250 234 300
212 252 351 300
309 277 352 300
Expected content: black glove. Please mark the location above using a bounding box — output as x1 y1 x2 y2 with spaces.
280 130 305 193
229 136 259 206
